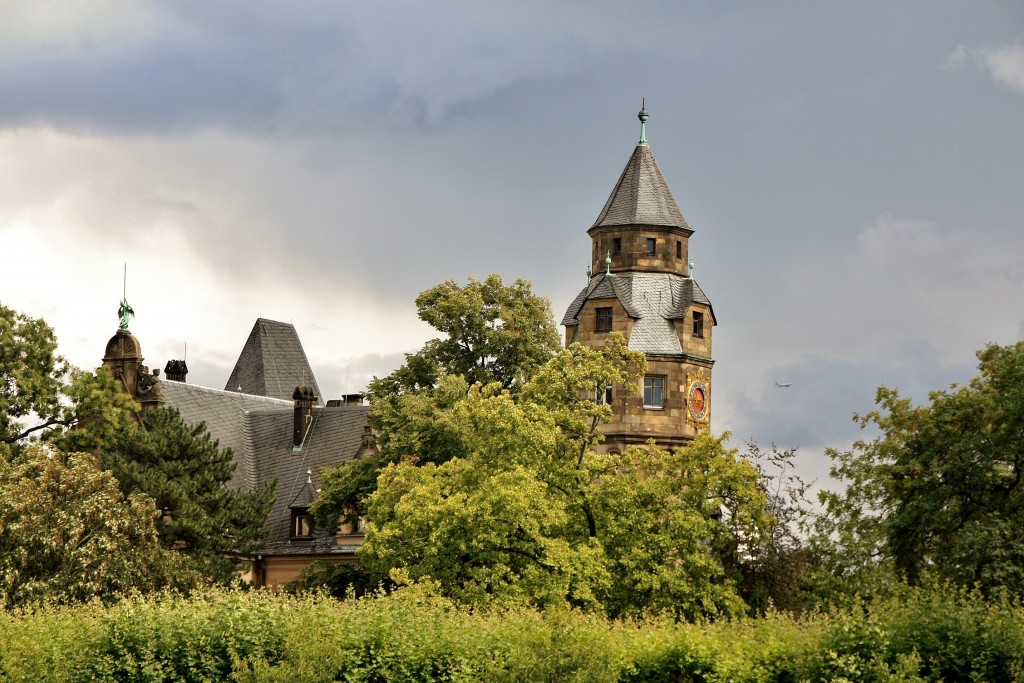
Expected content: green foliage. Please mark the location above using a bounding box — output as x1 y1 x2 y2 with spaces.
102 407 275 584
315 275 560 528
3 585 1024 682
357 336 769 619
0 303 137 458
0 444 182 610
382 274 562 395
285 561 377 600
812 341 1024 601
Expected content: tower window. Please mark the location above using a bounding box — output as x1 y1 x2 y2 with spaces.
595 382 613 405
595 307 612 333
676 241 682 258
646 237 656 253
693 311 704 338
643 376 665 408
613 237 622 254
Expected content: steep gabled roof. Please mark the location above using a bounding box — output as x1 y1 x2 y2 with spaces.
591 143 690 230
224 318 322 404
561 272 715 355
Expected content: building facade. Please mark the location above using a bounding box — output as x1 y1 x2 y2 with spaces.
562 108 716 452
101 317 373 588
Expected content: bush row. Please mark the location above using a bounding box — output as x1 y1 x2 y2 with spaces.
2 585 1022 682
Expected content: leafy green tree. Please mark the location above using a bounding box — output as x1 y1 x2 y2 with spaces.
0 444 189 609
315 275 561 527
812 341 1024 600
373 274 562 397
358 337 770 619
102 407 275 584
0 303 137 458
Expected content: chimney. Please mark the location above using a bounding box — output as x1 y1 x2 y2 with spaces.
164 359 189 383
292 385 318 448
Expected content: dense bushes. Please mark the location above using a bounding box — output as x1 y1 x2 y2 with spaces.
2 585 1023 682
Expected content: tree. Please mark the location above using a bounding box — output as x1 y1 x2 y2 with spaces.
811 341 1024 600
357 337 771 619
315 275 561 526
0 303 137 458
0 444 188 609
733 442 813 615
102 407 275 584
374 274 562 396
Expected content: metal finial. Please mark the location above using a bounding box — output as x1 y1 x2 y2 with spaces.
605 251 612 275
688 257 695 278
638 99 649 144
306 468 313 485
586 264 592 283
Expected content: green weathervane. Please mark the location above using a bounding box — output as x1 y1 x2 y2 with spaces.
118 264 134 330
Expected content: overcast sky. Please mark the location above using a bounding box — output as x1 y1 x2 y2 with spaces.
2 1 1023 486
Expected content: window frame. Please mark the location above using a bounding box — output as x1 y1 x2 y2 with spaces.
693 311 704 338
643 375 665 409
595 306 613 333
646 237 656 253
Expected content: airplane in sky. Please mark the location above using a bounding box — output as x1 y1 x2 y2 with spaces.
774 382 792 388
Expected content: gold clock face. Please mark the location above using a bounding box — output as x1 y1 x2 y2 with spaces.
688 380 709 421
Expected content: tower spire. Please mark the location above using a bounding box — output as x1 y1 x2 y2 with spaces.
638 99 649 144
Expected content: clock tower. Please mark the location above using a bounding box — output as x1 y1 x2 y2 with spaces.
561 107 716 452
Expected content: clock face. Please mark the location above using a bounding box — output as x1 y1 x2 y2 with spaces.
688 380 709 421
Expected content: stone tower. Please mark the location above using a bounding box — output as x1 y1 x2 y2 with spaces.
561 107 716 453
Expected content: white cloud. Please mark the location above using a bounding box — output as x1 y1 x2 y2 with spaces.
0 127 434 399
0 1 162 53
947 43 1024 96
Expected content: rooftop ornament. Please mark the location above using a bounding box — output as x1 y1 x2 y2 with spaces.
118 298 134 331
605 251 612 275
638 99 649 144
117 264 134 330
689 257 695 278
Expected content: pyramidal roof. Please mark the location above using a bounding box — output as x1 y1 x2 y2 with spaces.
224 318 322 404
591 142 690 231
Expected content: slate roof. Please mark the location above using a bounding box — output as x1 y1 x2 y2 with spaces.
160 381 371 553
561 272 715 355
159 381 292 490
245 406 370 547
592 143 690 230
224 319 322 404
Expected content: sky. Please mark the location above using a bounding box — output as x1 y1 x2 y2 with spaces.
2 1 1023 487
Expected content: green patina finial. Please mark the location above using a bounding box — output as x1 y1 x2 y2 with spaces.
306 468 313 485
605 251 612 275
638 98 649 144
586 264 592 283
117 298 134 331
689 257 695 278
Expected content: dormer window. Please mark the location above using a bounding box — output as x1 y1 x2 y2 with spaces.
290 508 314 540
595 307 613 333
693 311 704 338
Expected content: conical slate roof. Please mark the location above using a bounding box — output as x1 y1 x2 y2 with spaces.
224 318 322 404
591 143 690 230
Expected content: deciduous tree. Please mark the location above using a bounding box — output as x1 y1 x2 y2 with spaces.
0 303 136 458
0 444 186 609
812 341 1024 600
